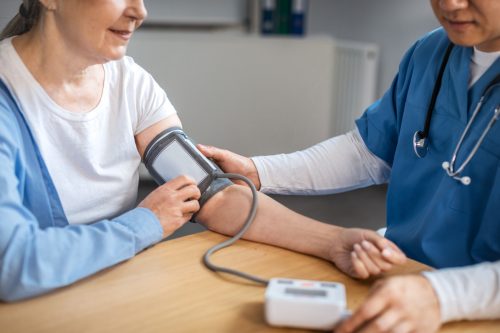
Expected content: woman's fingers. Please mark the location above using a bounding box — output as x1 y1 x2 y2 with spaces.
351 251 370 279
165 175 197 190
177 184 201 201
354 243 381 275
182 199 200 215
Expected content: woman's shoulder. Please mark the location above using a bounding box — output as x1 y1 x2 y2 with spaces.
0 80 23 144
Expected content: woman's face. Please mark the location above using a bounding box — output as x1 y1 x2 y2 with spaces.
431 0 500 51
45 0 147 62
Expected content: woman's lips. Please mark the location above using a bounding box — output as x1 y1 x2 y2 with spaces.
109 29 132 41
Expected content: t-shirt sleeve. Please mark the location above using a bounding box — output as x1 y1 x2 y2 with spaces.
127 58 177 134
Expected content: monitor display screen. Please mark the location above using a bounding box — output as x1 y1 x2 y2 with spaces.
151 139 209 185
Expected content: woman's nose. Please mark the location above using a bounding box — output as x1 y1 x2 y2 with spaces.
126 0 148 23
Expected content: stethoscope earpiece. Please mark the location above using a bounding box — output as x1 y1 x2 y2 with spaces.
459 176 471 186
442 161 471 186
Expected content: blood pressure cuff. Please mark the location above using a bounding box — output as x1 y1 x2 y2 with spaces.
143 127 232 208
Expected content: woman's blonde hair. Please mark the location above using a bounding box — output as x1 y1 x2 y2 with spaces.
0 0 42 41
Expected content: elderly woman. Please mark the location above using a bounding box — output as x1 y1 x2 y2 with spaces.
0 0 404 302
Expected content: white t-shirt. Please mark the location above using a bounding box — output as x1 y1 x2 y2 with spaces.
0 37 176 224
469 47 500 86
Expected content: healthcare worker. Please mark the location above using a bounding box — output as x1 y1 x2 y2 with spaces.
198 0 500 332
0 0 406 302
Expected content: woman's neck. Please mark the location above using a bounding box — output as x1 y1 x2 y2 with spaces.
12 29 105 113
13 28 99 88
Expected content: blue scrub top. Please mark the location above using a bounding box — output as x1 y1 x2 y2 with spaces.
356 28 500 269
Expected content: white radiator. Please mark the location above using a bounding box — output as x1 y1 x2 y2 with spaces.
331 40 379 135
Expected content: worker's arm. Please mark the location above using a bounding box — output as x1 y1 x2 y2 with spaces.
197 128 390 195
423 261 500 322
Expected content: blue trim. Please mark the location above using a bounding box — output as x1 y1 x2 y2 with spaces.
0 79 68 226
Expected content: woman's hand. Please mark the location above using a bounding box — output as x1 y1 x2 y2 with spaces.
197 144 261 189
330 228 407 279
335 275 441 333
139 175 201 238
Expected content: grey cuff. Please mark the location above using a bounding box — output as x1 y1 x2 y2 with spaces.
199 177 233 207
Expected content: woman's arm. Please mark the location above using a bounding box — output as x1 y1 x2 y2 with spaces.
134 114 183 157
196 183 406 279
0 146 164 302
0 111 196 302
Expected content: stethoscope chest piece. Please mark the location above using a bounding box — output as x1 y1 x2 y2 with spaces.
413 131 428 158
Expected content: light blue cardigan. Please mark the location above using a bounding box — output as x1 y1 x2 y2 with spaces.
0 80 163 301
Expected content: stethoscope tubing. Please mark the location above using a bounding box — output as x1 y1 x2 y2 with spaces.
413 40 500 185
446 99 499 178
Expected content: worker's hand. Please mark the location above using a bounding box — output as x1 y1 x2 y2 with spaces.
335 275 441 333
139 175 201 238
197 144 261 189
330 228 406 279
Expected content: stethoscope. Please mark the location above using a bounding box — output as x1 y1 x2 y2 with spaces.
413 43 500 186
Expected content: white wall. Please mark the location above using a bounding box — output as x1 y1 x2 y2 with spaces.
308 0 439 97
1 1 439 97
144 0 246 25
128 33 339 155
0 0 18 34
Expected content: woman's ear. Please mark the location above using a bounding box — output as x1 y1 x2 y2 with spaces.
38 0 57 11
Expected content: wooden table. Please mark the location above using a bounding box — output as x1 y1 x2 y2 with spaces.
0 231 498 332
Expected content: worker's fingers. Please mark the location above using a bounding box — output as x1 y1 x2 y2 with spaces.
364 233 407 265
197 144 227 162
357 308 402 333
336 289 389 333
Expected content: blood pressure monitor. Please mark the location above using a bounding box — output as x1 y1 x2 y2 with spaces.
143 127 232 206
143 127 218 193
265 278 349 330
143 127 351 331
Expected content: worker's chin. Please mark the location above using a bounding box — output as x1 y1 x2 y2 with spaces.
445 30 493 49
